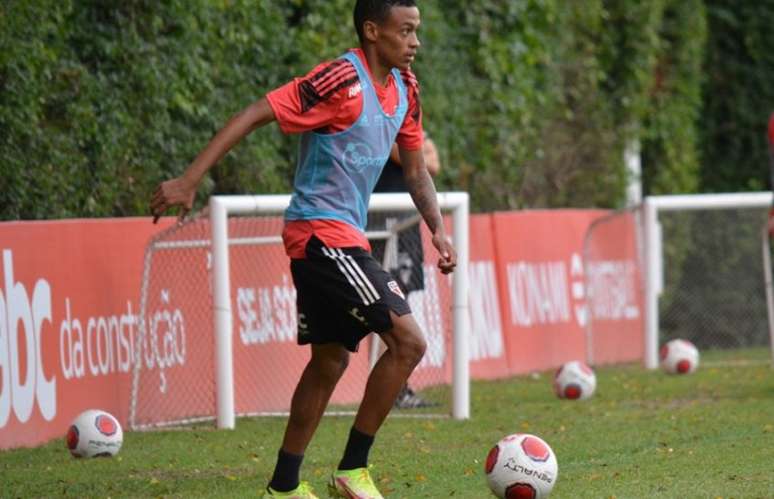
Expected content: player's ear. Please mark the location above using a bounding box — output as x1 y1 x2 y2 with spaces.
363 20 379 43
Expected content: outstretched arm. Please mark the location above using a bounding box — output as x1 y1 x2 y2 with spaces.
399 147 456 274
150 97 276 222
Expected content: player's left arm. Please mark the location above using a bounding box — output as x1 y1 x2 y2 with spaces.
400 146 456 274
396 69 455 273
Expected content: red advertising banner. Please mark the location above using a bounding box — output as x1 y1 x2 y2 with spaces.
0 218 174 449
0 209 645 449
492 210 612 374
467 216 510 380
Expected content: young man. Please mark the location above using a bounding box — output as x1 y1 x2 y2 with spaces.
149 1 456 498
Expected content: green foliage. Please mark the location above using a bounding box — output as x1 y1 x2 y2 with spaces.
699 0 774 192
0 0 83 219
420 0 560 210
521 0 628 209
641 0 706 195
0 0 729 219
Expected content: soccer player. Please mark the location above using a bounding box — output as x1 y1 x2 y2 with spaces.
148 1 456 498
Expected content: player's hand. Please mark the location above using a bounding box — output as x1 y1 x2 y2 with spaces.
432 231 457 274
149 176 196 224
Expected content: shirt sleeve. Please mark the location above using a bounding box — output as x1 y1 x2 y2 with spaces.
395 69 424 151
266 59 359 134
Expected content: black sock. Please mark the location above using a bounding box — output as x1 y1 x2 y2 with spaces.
338 427 375 471
268 449 304 492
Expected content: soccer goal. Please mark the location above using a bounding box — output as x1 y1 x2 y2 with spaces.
129 192 470 430
584 192 774 369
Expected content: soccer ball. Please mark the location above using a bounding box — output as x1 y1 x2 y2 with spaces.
485 433 558 498
660 339 699 374
66 409 123 458
553 360 596 400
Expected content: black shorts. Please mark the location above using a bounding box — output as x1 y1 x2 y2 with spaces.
290 235 412 352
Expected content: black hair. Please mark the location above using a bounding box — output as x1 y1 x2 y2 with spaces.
353 0 417 43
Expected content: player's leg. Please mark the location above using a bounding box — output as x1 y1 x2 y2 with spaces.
339 312 424 469
266 344 350 496
330 253 426 499
353 312 426 435
282 343 351 454
330 313 425 499
266 244 357 498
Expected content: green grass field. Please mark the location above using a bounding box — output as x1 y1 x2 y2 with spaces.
2 349 773 498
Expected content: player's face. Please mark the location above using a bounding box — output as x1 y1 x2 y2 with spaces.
374 6 421 71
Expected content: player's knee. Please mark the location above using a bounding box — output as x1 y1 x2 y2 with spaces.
322 355 349 382
394 329 426 369
311 348 349 383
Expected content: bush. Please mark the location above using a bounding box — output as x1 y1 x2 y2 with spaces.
699 0 774 192
0 0 721 219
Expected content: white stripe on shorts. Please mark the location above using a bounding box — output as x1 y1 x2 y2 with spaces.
320 247 376 305
335 248 381 302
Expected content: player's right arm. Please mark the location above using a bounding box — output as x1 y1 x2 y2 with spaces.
151 58 351 224
150 98 276 223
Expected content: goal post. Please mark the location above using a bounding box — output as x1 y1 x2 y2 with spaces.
130 192 470 431
761 218 774 366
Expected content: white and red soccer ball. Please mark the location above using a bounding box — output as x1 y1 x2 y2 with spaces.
660 339 700 374
553 360 596 400
66 409 123 458
485 433 558 498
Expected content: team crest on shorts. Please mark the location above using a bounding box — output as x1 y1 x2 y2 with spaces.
387 280 405 299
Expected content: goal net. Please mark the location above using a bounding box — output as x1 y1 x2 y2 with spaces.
584 192 773 369
129 193 469 430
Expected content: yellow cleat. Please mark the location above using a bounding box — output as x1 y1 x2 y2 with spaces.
328 467 384 499
262 481 319 498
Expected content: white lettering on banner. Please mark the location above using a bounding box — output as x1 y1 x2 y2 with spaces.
570 253 589 328
0 279 8 426
0 250 57 427
507 260 570 327
60 299 138 381
59 299 84 379
410 264 445 368
468 261 503 360
586 259 640 320
238 274 297 345
1 246 193 427
142 289 186 394
236 271 447 366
